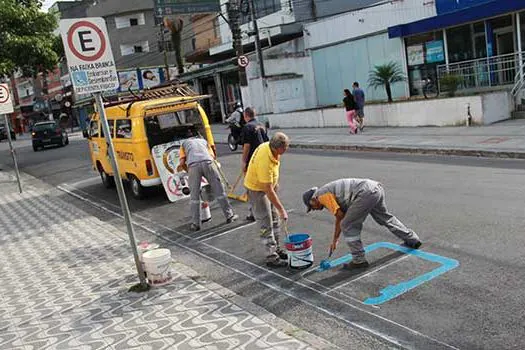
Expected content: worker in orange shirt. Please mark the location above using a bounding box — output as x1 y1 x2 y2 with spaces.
303 178 422 268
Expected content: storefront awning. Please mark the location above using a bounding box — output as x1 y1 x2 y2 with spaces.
388 0 525 38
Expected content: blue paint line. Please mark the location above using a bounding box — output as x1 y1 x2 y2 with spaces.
362 242 459 305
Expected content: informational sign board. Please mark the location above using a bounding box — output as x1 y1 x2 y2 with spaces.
426 40 445 63
0 84 14 114
59 18 120 95
407 44 425 66
155 0 220 15
151 141 208 203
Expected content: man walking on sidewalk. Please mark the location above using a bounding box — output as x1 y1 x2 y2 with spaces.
353 82 366 131
178 133 238 231
244 132 290 268
303 178 422 268
241 107 269 222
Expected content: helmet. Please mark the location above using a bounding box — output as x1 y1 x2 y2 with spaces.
235 102 242 109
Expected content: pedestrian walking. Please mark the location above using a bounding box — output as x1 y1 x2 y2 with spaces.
241 107 269 222
178 132 238 231
343 89 358 134
303 178 422 268
352 82 366 131
244 132 290 268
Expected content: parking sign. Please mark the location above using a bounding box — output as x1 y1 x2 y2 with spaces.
59 18 119 94
0 84 14 114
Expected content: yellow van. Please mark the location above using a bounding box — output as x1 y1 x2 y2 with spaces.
87 84 215 199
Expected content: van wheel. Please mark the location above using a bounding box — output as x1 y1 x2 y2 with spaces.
129 175 145 199
100 169 115 188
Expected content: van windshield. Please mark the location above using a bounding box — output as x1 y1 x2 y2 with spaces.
144 108 205 148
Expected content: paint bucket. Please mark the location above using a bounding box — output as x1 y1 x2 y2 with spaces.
142 248 173 286
137 242 159 278
285 233 314 269
201 201 211 223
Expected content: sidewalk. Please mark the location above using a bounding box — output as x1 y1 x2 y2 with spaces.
212 119 525 159
0 169 334 350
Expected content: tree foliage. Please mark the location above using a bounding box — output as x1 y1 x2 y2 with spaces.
0 0 60 77
368 61 406 102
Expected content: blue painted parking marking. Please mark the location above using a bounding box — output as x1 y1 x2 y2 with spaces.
317 242 459 305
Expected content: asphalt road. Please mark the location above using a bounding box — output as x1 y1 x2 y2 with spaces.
1 136 525 350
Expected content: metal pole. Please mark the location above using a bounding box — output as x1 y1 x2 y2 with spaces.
94 93 148 289
227 1 248 86
248 0 265 79
517 12 523 82
3 114 22 193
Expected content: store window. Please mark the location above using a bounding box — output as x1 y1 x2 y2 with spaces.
521 12 525 50
447 24 474 63
405 31 445 96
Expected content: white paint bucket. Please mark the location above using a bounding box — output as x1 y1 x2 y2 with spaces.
285 233 314 269
137 242 159 278
142 248 173 286
201 201 211 223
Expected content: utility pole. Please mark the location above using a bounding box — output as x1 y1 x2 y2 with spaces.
159 23 170 81
227 1 248 86
248 0 265 79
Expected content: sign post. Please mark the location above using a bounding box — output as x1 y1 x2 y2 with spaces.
60 18 149 291
0 84 22 194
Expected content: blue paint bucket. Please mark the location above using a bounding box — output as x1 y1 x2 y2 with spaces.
285 233 314 269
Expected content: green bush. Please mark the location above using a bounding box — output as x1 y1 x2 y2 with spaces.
439 74 462 97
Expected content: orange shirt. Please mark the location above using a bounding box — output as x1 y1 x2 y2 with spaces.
317 193 340 215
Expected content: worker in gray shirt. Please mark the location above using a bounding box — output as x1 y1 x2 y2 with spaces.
303 178 421 268
178 134 238 231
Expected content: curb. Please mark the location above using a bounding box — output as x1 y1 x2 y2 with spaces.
215 140 525 159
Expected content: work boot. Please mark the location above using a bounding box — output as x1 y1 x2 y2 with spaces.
277 249 288 260
343 260 370 269
246 214 256 222
226 214 239 223
405 240 422 249
266 259 288 268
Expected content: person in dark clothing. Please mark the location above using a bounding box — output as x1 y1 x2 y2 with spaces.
343 89 358 134
240 107 269 221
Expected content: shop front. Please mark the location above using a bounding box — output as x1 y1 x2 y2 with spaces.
389 1 525 96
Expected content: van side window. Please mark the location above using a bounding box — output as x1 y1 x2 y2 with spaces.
116 119 132 139
89 120 99 138
100 120 115 138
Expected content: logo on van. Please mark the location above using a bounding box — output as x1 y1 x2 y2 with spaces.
117 150 134 161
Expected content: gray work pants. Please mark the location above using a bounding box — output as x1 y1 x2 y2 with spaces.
188 161 234 226
341 184 420 263
247 190 283 263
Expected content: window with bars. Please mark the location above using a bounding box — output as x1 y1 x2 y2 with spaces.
240 0 282 25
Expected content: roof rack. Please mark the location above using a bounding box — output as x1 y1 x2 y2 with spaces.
103 80 208 108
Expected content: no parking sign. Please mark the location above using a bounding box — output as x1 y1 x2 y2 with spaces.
59 18 119 94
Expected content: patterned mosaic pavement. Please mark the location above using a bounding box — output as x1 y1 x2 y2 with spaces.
0 173 316 350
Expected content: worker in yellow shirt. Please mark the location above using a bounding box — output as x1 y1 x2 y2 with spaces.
303 179 422 268
244 132 290 268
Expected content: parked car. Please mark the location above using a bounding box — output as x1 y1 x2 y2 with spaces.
32 121 69 151
0 124 16 141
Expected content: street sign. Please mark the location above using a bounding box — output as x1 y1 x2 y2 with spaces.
155 0 220 15
0 84 14 114
59 18 119 95
238 55 249 68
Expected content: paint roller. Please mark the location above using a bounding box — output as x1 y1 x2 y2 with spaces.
319 247 334 270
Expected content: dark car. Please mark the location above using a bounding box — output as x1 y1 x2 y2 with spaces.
0 124 16 141
32 121 69 151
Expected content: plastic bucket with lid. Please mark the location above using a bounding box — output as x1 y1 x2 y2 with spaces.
285 233 314 269
142 248 173 286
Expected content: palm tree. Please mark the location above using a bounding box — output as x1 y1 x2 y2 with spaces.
164 17 185 76
368 61 406 103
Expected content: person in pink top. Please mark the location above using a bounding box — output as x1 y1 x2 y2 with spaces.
343 89 358 134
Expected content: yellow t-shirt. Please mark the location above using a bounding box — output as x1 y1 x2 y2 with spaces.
244 142 279 192
317 193 340 215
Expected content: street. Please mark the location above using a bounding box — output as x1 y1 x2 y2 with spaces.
2 135 525 350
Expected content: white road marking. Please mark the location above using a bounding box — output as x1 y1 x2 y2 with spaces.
200 222 257 242
324 255 411 295
63 176 100 187
57 184 459 350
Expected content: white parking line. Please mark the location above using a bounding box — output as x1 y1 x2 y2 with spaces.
324 255 411 295
64 176 100 188
200 222 257 242
57 184 459 350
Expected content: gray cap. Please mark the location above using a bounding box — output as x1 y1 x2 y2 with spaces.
303 187 318 213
